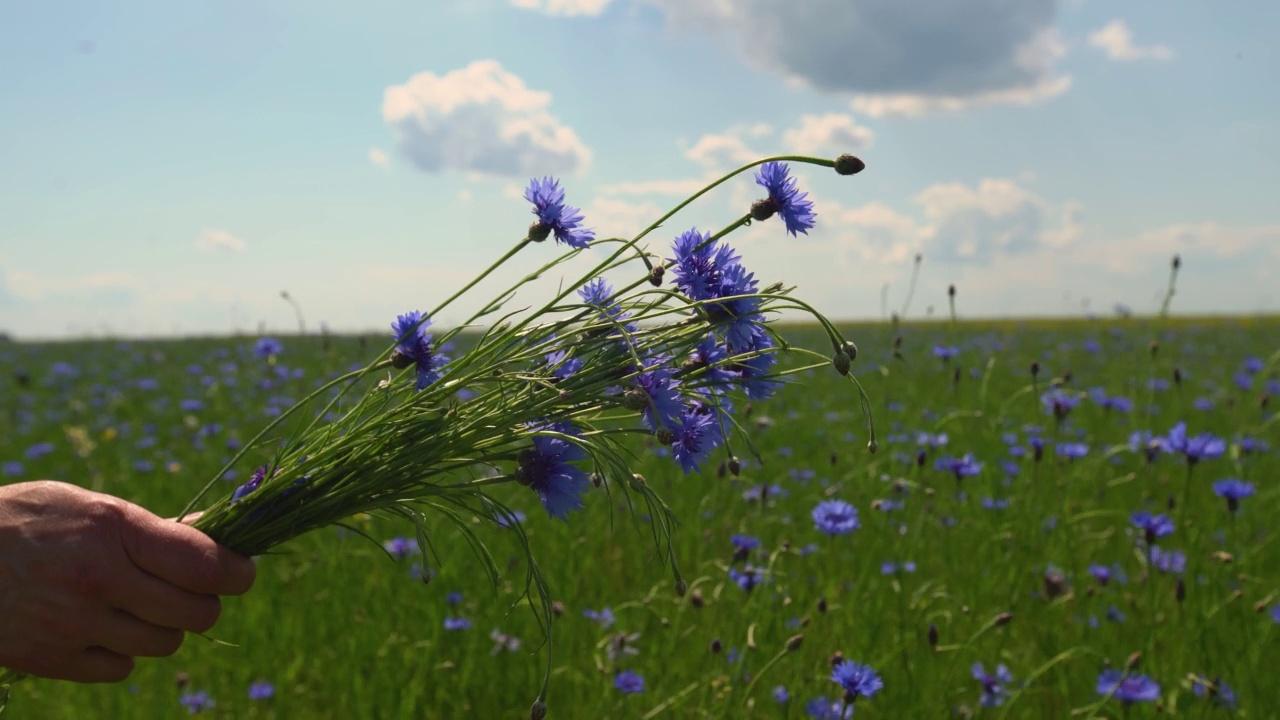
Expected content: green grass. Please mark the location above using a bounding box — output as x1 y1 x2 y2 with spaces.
2 316 1277 718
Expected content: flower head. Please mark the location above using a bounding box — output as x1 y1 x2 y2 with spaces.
391 310 448 390
525 177 594 249
614 670 645 694
830 660 883 701
179 690 216 714
1191 676 1236 708
1131 511 1175 544
1096 669 1160 704
670 402 726 473
812 499 859 535
247 681 274 701
1212 478 1255 513
1165 422 1226 464
753 162 816 236
972 662 1014 707
254 337 282 360
515 421 591 520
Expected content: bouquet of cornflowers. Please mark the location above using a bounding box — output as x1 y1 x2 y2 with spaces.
4 153 875 717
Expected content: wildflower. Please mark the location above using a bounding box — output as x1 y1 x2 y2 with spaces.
1212 478 1255 513
729 565 765 593
1192 675 1237 708
831 660 883 701
812 499 859 536
730 534 761 551
773 686 790 703
489 628 521 654
752 162 816 236
230 465 269 502
524 177 594 249
1056 442 1089 459
583 607 616 630
494 508 527 527
444 617 472 631
635 366 684 432
981 497 1011 510
734 334 781 400
247 681 274 700
254 337 282 359
1106 605 1126 623
1165 422 1226 464
1041 388 1079 420
445 591 464 606
515 421 591 520
541 346 583 383
972 662 1014 707
606 631 642 662
936 453 982 481
1129 430 1168 463
1150 546 1186 574
670 402 726 473
805 697 853 719
179 690 216 714
1131 511 1175 544
2 461 22 477
1088 564 1113 585
614 670 645 694
1271 604 1280 624
382 536 419 560
932 345 960 360
391 311 448 390
1096 669 1160 704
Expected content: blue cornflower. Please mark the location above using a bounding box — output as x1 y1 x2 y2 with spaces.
525 176 594 249
179 690 216 714
1242 356 1264 374
772 686 790 703
247 681 274 700
391 310 448 390
1271 604 1280 624
1165 422 1226 464
494 508 527 528
708 263 765 351
1129 430 1169 463
1041 388 1079 420
731 534 760 551
805 697 853 719
981 497 1011 510
972 662 1014 707
614 670 645 694
2 461 22 477
1096 670 1160 704
682 334 736 390
1150 546 1186 574
542 346 583 383
583 607 616 629
1088 564 1113 585
1056 442 1089 459
1191 676 1236 708
670 402 726 473
515 421 591 520
728 565 765 593
230 465 269 502
936 453 982 481
735 334 781 400
383 536 419 560
812 499 859 535
1237 435 1270 454
1212 478 1255 513
932 345 960 360
24 442 54 460
669 228 740 301
445 591 464 606
635 366 684 432
443 617 472 631
753 161 816 236
1131 511 1175 544
254 337 282 359
1106 605 1127 623
831 660 883 701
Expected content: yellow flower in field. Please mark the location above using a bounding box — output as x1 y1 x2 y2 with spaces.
168 462 183 474
101 427 118 442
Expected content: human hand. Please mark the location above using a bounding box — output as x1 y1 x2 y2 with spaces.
0 481 256 682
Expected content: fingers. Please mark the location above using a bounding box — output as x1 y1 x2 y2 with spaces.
109 568 222 634
10 644 135 684
90 609 185 659
121 510 256 597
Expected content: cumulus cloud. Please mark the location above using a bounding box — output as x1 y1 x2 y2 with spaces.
509 0 610 16
382 60 591 178
641 0 1070 115
7 269 140 308
195 228 247 253
582 197 666 239
1087 19 1174 62
368 148 390 170
684 132 759 171
781 114 875 155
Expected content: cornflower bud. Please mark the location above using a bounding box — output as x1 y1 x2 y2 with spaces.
834 154 865 175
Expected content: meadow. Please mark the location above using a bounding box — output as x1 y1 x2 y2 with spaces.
1 315 1277 719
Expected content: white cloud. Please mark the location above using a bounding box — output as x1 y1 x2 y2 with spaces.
509 0 610 16
368 148 390 170
1081 222 1280 274
7 268 141 306
1087 19 1174 62
382 60 591 178
781 114 875 156
582 197 666 239
457 189 474 203
641 0 1070 116
684 132 759 171
195 228 247 253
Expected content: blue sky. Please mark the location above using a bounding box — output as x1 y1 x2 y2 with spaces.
1 0 1276 339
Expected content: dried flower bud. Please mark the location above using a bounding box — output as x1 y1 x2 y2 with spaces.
993 611 1014 627
530 700 548 720
867 439 879 454
674 579 687 597
551 601 566 616
622 389 649 411
834 154 865 175
1172 254 1181 270
1149 340 1159 357
829 651 844 667
843 340 858 362
390 349 415 370
785 634 804 652
817 596 828 613
832 350 851 376
689 588 703 608
1124 651 1143 671
710 638 723 653
948 284 956 298
655 427 676 445
927 624 938 649
1030 361 1040 378
648 264 665 287
174 672 190 689
728 456 742 476
1175 578 1186 603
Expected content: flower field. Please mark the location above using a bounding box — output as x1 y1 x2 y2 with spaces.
2 313 1277 718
